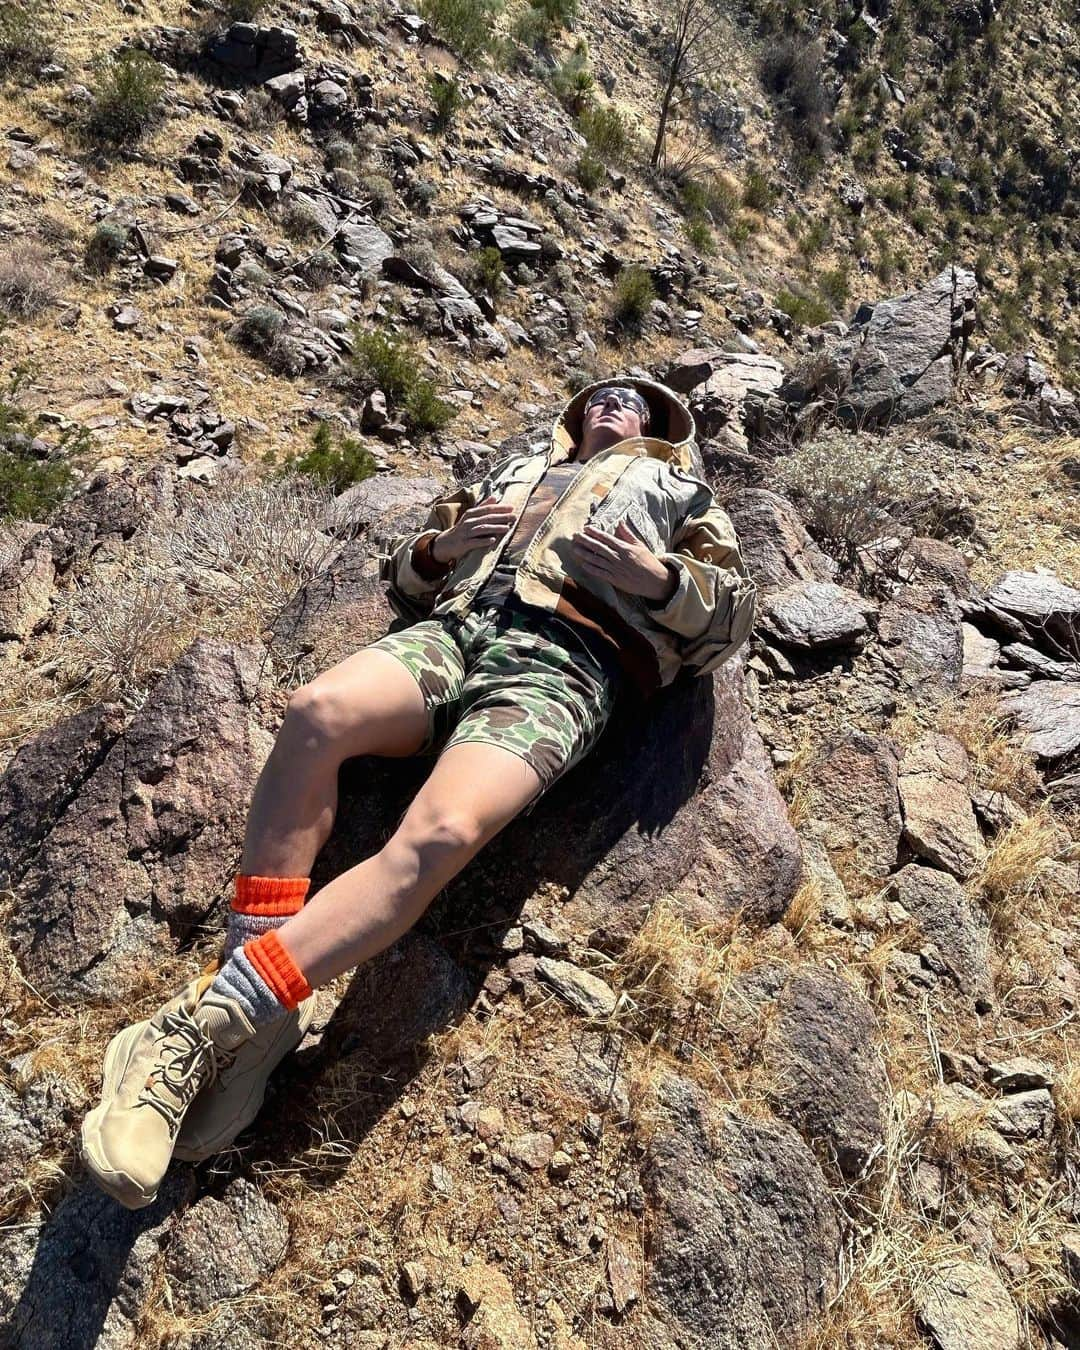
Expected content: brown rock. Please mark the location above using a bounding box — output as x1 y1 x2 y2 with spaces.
807 730 902 880
898 733 986 878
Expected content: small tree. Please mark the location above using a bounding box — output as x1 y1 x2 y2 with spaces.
651 0 724 170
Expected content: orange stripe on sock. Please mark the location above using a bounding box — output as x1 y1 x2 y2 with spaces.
244 929 312 1009
233 874 310 917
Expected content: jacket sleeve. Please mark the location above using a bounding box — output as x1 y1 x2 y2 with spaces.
642 487 757 676
374 478 483 617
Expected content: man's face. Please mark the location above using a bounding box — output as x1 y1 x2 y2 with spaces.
579 386 650 453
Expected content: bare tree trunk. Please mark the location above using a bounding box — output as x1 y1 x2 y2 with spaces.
651 67 681 168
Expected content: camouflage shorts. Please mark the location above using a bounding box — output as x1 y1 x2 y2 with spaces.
362 603 618 812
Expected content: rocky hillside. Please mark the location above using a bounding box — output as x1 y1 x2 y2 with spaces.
0 0 1078 1345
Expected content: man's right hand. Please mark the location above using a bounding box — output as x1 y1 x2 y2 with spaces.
431 494 515 564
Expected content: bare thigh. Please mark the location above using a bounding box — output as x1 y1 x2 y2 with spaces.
289 646 431 762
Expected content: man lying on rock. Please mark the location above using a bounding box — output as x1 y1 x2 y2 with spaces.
81 376 758 1209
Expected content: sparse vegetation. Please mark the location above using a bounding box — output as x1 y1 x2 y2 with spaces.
428 72 467 131
284 421 378 494
84 221 129 276
0 0 55 72
420 0 504 62
0 355 85 523
83 49 167 147
347 327 457 435
611 264 656 332
775 287 831 328
0 243 60 318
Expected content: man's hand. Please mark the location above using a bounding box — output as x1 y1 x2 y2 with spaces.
432 494 515 564
571 519 677 603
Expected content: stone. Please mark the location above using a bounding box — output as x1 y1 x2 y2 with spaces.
985 1056 1054 1092
883 864 992 1004
898 733 986 879
331 474 445 536
914 1258 1021 1350
988 1088 1054 1141
962 622 1001 679
644 1074 840 1347
165 1179 288 1313
838 266 978 427
763 966 888 1177
724 489 837 593
1000 681 1080 759
984 570 1080 655
806 730 902 879
0 531 56 653
508 1131 555 1170
535 956 617 1017
760 579 877 649
336 221 395 275
6 640 276 1002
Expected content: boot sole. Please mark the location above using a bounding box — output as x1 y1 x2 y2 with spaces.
172 1000 316 1163
80 1020 160 1210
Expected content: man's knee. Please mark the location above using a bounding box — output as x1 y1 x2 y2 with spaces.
392 796 487 866
283 682 362 756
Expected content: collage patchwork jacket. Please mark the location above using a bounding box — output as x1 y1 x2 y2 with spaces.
376 377 758 693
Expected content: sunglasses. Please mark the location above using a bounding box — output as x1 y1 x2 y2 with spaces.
584 386 650 425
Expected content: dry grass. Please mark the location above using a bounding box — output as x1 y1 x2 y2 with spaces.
968 803 1073 939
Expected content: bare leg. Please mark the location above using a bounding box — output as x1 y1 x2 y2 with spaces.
278 742 542 987
239 648 431 877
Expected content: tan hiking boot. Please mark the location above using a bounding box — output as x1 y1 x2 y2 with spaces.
173 994 316 1163
80 971 257 1210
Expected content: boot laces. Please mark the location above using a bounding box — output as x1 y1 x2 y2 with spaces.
136 1009 223 1131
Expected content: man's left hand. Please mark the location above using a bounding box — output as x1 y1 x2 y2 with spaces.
571 520 677 604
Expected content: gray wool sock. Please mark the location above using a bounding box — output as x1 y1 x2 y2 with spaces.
208 947 290 1029
222 910 289 962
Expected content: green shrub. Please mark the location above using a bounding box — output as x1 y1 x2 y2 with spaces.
797 215 830 260
0 0 54 72
550 40 593 113
578 101 629 163
514 0 576 47
285 421 377 493
236 305 286 355
348 328 457 434
85 49 166 146
742 169 778 212
759 37 831 157
818 267 849 309
469 246 505 300
678 172 739 224
575 151 605 191
729 215 754 246
85 221 129 275
359 173 398 217
420 0 504 62
0 356 83 523
611 264 655 331
428 72 467 131
775 288 831 327
686 218 716 255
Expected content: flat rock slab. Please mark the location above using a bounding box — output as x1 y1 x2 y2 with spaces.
884 863 992 1004
725 488 837 594
915 1258 1021 1350
763 966 888 1177
806 730 902 880
5 639 276 1002
898 733 985 879
644 1073 840 1348
984 569 1080 654
165 1178 288 1313
760 579 878 649
1000 681 1080 759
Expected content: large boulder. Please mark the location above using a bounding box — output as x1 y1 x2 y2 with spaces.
5 640 277 1002
724 489 837 594
884 863 993 1006
1000 681 1080 760
804 730 902 880
763 967 888 1178
760 579 878 650
643 1073 841 1347
898 733 986 879
837 266 978 427
983 570 1080 658
876 537 976 691
664 348 786 451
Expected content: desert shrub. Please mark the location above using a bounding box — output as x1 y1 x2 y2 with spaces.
0 357 83 522
236 86 285 131
428 73 467 131
404 176 438 212
777 429 930 574
324 135 359 170
468 246 505 301
678 172 739 224
359 173 398 217
236 304 286 354
0 242 60 317
84 49 166 146
578 102 629 164
611 264 655 331
285 421 377 493
759 37 831 157
742 168 778 212
575 151 604 191
84 221 129 275
0 0 54 72
686 218 715 255
729 215 754 246
280 201 325 243
421 0 504 61
550 41 593 112
818 266 850 309
775 288 830 327
224 0 264 17
296 250 338 288
348 328 457 434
